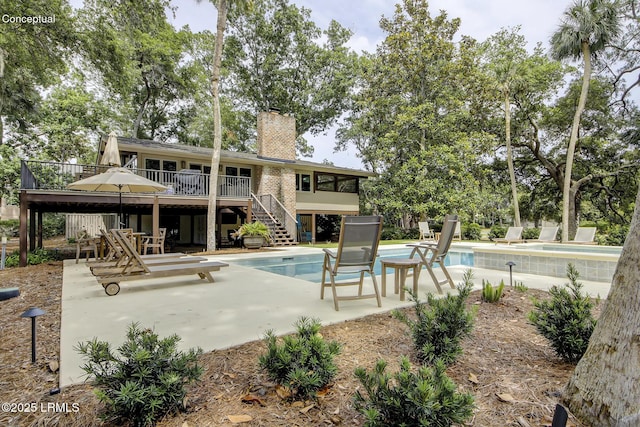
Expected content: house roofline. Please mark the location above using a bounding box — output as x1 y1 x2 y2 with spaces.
107 135 376 177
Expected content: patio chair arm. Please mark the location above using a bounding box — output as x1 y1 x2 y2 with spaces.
323 248 336 258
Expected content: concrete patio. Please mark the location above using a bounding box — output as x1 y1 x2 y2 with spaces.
59 244 612 387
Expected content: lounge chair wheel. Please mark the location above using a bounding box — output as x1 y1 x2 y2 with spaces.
105 283 120 296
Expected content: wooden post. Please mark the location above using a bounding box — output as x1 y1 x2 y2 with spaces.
152 196 159 254
37 211 43 248
29 208 36 251
19 191 28 267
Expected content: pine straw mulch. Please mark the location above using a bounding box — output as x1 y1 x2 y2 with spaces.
0 262 598 427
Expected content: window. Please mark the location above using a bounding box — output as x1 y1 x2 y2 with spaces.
315 173 359 193
296 174 311 192
225 166 238 176
145 159 160 170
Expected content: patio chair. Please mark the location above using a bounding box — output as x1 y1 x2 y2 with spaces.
527 226 559 243
94 229 228 296
418 222 435 240
320 215 383 311
569 227 596 244
75 230 99 264
453 221 462 240
143 227 167 254
407 214 458 294
493 226 524 245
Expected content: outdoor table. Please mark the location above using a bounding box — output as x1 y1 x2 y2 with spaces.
380 258 421 301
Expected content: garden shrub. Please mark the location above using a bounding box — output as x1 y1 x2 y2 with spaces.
462 222 481 240
392 270 475 366
381 226 404 240
489 224 508 240
259 316 341 400
602 224 629 246
4 248 63 268
0 219 19 237
528 264 597 363
42 212 66 239
76 323 203 427
522 227 539 240
353 357 474 427
481 279 505 303
402 227 420 240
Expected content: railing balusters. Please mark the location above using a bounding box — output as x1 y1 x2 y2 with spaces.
20 160 251 199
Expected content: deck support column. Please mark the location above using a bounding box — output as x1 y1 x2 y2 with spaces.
37 211 43 249
19 191 28 267
29 208 36 251
152 196 160 254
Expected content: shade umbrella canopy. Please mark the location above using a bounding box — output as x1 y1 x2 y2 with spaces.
67 167 167 226
100 132 121 166
68 167 167 193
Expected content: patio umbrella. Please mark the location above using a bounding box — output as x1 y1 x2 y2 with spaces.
67 167 167 227
100 132 121 166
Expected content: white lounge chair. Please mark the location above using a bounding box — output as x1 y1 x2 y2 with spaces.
569 227 596 244
418 221 435 240
527 226 559 243
494 226 524 245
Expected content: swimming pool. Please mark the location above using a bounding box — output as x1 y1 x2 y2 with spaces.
230 247 474 283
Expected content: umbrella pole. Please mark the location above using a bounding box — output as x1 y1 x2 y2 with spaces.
119 186 123 228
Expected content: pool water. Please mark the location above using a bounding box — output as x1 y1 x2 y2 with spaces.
231 248 474 283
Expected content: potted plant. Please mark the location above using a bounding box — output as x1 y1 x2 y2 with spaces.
237 221 271 249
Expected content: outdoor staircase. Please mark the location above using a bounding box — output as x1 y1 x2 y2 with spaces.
251 194 297 246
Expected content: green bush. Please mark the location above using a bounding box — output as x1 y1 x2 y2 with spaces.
42 213 66 239
514 281 528 292
353 357 474 427
602 224 629 246
402 227 420 240
259 316 341 400
381 226 404 240
76 323 203 427
0 219 19 237
481 279 505 303
489 224 508 240
528 264 597 363
4 248 63 268
392 270 475 366
462 223 481 240
522 227 539 240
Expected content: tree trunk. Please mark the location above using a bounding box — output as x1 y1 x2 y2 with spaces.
564 184 640 426
504 91 520 227
562 41 591 242
206 0 228 251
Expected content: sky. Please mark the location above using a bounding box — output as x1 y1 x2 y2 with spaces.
165 0 573 169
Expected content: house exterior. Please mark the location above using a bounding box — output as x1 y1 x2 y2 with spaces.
18 111 374 265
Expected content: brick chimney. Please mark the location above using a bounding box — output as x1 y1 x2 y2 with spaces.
255 111 297 220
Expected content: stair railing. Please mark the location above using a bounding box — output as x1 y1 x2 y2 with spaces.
256 194 298 243
250 194 277 242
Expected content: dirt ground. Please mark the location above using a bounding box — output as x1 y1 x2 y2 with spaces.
0 259 595 427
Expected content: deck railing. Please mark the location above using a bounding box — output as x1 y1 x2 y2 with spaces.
20 160 251 198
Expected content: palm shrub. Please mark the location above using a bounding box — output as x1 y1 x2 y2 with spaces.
481 279 505 303
489 224 508 240
76 323 203 427
259 316 341 400
392 270 475 366
353 356 474 427
528 264 597 363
